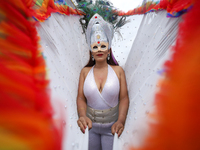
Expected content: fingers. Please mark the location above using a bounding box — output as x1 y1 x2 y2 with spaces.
77 117 93 133
117 127 124 137
87 118 92 130
112 123 124 137
111 124 116 135
80 117 87 129
115 124 121 134
77 120 85 133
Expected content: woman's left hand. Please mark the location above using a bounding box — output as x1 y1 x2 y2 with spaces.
111 121 124 137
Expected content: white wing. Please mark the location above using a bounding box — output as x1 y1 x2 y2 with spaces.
117 10 181 149
37 13 89 150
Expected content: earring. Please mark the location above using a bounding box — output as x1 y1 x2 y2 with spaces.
92 55 94 61
107 54 110 60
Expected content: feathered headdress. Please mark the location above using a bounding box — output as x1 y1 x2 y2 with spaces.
77 0 129 49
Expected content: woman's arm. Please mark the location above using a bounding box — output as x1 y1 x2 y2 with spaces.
112 66 129 137
77 68 92 133
118 67 129 125
77 69 87 117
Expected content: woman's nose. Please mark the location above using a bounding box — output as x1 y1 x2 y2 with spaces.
98 46 101 51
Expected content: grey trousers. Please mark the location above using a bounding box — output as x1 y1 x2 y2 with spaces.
89 122 114 150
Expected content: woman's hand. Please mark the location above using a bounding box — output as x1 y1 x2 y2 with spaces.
77 116 92 133
111 121 124 137
110 66 129 137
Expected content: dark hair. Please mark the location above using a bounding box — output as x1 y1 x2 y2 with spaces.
85 48 119 67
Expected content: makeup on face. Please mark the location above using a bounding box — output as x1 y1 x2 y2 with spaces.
91 41 109 52
96 54 103 57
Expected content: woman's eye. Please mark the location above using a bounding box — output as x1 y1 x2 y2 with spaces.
93 46 98 49
101 45 106 48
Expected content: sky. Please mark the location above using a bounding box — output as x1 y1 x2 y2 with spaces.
110 0 144 12
72 0 144 12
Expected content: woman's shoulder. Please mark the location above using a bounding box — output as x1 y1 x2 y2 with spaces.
80 66 93 78
109 65 125 79
82 66 93 72
109 65 124 73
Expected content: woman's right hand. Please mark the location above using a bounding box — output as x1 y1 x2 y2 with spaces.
77 116 92 133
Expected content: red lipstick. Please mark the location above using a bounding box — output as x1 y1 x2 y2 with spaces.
97 54 103 56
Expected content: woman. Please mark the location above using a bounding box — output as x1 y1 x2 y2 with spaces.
76 14 129 150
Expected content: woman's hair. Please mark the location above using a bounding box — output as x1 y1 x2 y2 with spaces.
84 48 119 67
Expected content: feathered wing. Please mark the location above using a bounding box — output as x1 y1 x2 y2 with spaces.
130 0 200 149
0 0 62 149
117 10 182 149
37 13 89 149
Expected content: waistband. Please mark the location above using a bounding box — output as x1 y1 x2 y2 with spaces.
86 104 118 124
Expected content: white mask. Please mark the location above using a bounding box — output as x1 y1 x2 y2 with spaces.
91 41 109 52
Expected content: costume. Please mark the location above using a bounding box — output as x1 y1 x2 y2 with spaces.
84 65 119 109
35 7 183 150
78 0 130 148
2 0 199 150
84 65 119 150
76 0 130 148
28 0 192 149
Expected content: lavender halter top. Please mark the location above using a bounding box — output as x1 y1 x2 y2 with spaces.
83 65 120 110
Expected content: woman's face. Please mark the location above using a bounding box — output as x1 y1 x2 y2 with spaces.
91 42 110 62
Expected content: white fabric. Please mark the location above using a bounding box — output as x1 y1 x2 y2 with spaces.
112 15 143 66
37 10 181 150
121 11 181 149
113 133 122 150
37 14 89 150
84 65 120 109
81 127 89 150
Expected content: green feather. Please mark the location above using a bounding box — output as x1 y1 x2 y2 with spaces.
77 0 128 33
35 0 44 6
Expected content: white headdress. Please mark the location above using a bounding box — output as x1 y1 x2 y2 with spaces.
77 0 128 52
86 14 114 51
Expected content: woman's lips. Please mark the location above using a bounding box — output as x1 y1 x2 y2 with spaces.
97 54 103 56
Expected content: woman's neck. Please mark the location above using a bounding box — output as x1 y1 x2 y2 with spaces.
94 61 108 69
